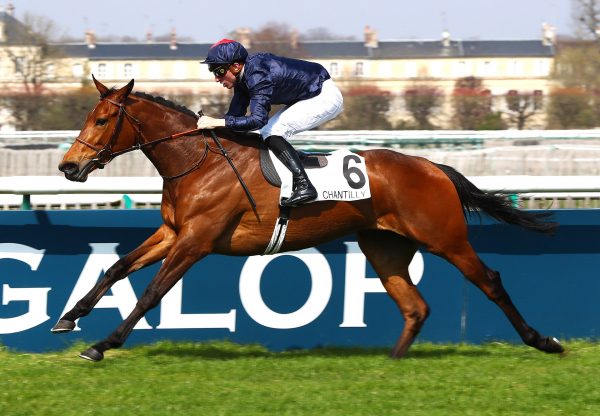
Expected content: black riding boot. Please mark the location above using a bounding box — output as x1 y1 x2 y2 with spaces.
266 135 317 207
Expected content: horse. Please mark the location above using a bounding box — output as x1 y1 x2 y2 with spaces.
53 76 564 361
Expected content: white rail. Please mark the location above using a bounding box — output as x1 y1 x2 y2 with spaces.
3 129 600 146
0 176 598 210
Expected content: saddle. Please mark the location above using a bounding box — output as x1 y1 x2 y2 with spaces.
259 141 330 187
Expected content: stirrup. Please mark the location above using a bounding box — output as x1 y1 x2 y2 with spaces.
281 181 317 207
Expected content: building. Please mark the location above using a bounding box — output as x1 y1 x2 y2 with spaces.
1 4 556 129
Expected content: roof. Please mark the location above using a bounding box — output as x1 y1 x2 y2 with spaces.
57 43 212 60
54 38 555 61
0 11 36 44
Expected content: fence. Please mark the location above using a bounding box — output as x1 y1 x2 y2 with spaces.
1 175 599 210
2 130 600 178
1 130 599 209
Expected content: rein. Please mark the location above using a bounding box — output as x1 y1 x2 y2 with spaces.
77 97 257 207
76 98 204 175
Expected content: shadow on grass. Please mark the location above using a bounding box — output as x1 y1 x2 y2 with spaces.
140 342 493 360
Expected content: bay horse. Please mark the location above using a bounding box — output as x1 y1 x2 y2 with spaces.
53 76 564 361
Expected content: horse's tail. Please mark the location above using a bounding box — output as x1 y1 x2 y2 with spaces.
435 163 558 234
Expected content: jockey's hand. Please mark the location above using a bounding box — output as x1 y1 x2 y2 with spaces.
197 115 226 130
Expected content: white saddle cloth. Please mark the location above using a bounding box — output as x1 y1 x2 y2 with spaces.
270 149 371 204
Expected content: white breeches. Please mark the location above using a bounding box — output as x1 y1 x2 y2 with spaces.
260 79 344 140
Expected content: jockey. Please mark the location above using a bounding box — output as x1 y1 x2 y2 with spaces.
197 39 344 207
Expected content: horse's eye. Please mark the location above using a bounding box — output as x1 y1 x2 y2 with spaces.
95 118 108 126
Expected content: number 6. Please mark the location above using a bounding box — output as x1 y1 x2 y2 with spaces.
343 155 366 189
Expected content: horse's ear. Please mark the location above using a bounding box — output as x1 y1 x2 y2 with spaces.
92 74 109 97
113 79 135 103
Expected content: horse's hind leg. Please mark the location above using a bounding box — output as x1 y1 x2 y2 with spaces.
437 239 564 354
51 224 176 333
357 230 429 359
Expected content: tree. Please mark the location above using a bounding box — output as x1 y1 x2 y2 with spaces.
1 13 65 130
546 87 596 128
231 22 307 58
403 83 443 129
331 85 392 130
300 27 355 41
451 76 502 129
572 0 600 42
33 87 100 130
549 4 600 127
504 90 544 130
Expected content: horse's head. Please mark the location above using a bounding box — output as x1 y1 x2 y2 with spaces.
59 76 137 182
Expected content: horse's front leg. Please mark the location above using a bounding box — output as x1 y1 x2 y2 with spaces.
51 224 176 333
79 233 209 361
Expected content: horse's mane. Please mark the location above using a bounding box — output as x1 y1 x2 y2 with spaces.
132 91 199 119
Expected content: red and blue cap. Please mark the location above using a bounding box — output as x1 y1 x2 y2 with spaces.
201 39 248 65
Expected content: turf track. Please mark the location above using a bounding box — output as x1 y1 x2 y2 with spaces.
1 340 599 415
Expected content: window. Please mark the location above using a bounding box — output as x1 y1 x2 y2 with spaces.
406 62 417 78
456 61 467 77
124 63 133 78
431 61 443 78
44 63 55 78
534 59 550 76
354 62 364 76
173 62 186 79
481 61 495 77
149 63 161 79
14 56 26 73
72 63 84 77
379 62 392 78
329 62 339 77
508 60 522 76
97 63 107 79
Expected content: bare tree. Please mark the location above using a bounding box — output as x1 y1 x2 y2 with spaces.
504 90 544 130
403 82 444 129
300 27 355 41
1 13 65 129
333 85 392 130
3 13 63 94
452 77 491 129
572 0 600 41
550 2 600 127
547 86 596 128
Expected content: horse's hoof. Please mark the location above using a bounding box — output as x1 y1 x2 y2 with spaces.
51 320 76 333
79 347 104 362
543 336 565 354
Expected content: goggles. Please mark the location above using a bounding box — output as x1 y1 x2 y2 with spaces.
209 64 230 78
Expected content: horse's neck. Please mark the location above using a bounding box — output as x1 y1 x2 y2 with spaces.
141 125 258 179
140 118 203 178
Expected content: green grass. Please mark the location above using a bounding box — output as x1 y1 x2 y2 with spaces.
1 340 599 415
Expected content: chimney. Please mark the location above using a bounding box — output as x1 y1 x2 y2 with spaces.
441 30 451 48
290 28 299 49
170 28 177 50
146 29 153 43
236 27 252 49
364 25 378 48
542 22 555 46
7 3 15 16
85 30 96 49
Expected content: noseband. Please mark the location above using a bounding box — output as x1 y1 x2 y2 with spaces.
75 98 207 179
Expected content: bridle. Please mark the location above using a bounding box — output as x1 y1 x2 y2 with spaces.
75 97 207 179
74 97 256 209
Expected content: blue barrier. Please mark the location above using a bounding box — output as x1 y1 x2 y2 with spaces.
1 209 599 352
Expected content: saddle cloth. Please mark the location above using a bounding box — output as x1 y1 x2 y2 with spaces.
260 143 371 204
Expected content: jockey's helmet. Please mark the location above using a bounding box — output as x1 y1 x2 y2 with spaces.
201 39 248 65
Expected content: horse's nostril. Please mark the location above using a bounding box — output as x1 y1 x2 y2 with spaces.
59 162 78 175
